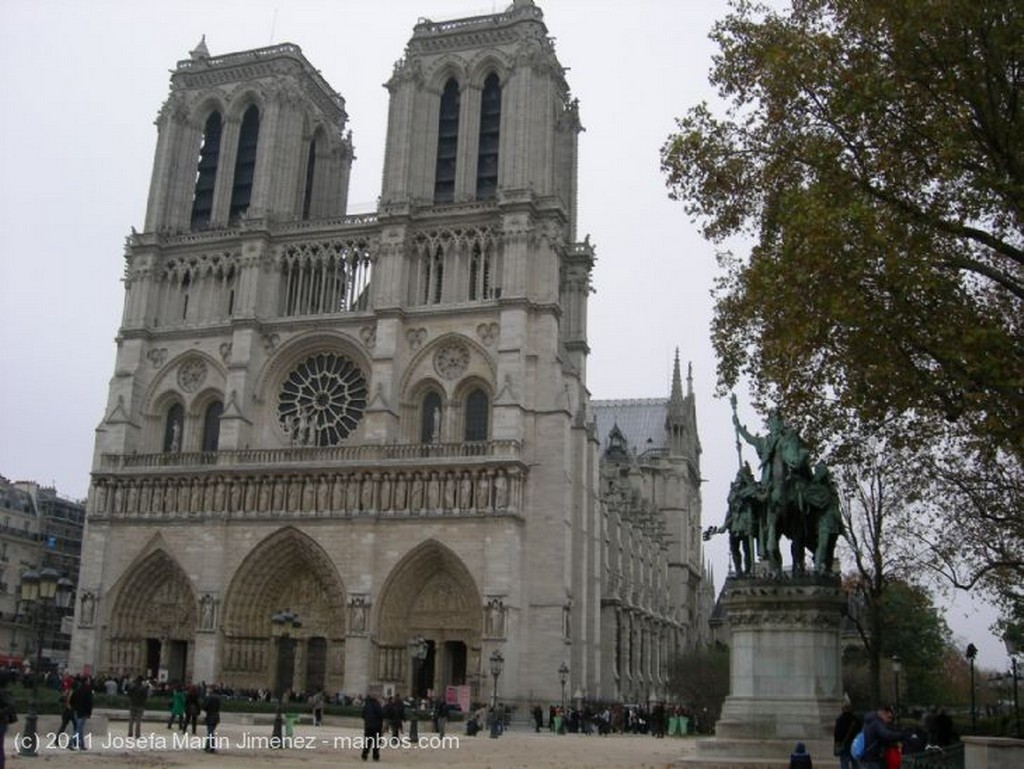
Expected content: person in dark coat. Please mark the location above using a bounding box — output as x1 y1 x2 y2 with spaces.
434 699 450 738
0 671 16 769
57 678 75 738
202 687 221 753
834 702 861 769
934 709 955 746
127 676 149 738
860 706 904 769
69 676 94 750
388 695 404 739
361 694 384 761
183 684 200 734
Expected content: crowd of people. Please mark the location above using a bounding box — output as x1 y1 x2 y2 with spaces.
825 701 961 769
0 664 973 769
532 702 700 737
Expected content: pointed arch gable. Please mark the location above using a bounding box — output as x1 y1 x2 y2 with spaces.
425 56 468 93
452 373 494 403
407 376 447 404
221 526 347 638
252 331 371 404
222 85 268 122
466 53 510 88
141 349 227 415
107 545 198 640
398 332 496 398
374 539 482 645
187 94 229 128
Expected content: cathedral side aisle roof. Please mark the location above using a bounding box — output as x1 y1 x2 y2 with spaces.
591 399 670 456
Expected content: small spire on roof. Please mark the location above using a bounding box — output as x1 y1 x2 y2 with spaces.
190 35 210 61
670 348 684 403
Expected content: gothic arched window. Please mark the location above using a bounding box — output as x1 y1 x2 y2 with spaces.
229 105 260 222
163 403 185 453
422 248 444 305
181 271 192 321
190 111 222 229
434 78 460 204
201 400 223 452
468 242 492 301
464 388 489 442
421 392 442 443
476 73 501 200
302 137 317 220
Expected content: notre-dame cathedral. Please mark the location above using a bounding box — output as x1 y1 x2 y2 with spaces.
71 0 712 707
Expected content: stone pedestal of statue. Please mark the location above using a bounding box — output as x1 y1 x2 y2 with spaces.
679 575 846 769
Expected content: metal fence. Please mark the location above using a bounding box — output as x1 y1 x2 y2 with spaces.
904 743 964 769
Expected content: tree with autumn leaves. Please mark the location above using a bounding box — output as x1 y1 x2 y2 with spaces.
662 0 1023 626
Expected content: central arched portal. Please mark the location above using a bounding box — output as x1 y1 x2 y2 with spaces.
376 540 482 700
221 527 347 695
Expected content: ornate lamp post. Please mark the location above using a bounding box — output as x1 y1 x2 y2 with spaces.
558 662 569 713
270 610 301 746
966 643 978 730
891 655 902 725
489 649 504 738
408 636 428 741
1006 636 1021 739
18 568 74 757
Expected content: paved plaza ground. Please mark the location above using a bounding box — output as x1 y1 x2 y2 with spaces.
3 717 694 768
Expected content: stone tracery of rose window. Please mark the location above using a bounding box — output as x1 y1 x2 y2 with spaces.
277 352 368 446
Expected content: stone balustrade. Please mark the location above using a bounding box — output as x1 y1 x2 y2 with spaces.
99 439 521 471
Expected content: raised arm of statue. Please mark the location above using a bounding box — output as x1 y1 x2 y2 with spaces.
730 393 760 448
732 414 763 455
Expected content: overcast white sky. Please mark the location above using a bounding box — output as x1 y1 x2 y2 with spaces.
0 0 1004 671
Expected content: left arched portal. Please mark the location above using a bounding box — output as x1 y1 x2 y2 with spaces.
107 549 197 682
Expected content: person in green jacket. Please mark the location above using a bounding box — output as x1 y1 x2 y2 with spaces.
167 684 185 731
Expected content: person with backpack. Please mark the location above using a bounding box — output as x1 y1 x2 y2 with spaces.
834 702 862 769
855 705 903 769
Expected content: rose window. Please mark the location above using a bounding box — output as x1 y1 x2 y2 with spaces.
177 358 208 393
434 343 470 380
278 353 367 446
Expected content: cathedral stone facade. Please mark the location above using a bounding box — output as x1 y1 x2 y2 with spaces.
72 0 711 707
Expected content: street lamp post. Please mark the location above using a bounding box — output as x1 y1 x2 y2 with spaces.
489 649 504 738
1006 636 1021 739
17 568 74 757
558 662 569 713
270 610 301 747
408 636 427 741
966 643 978 730
891 655 902 725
